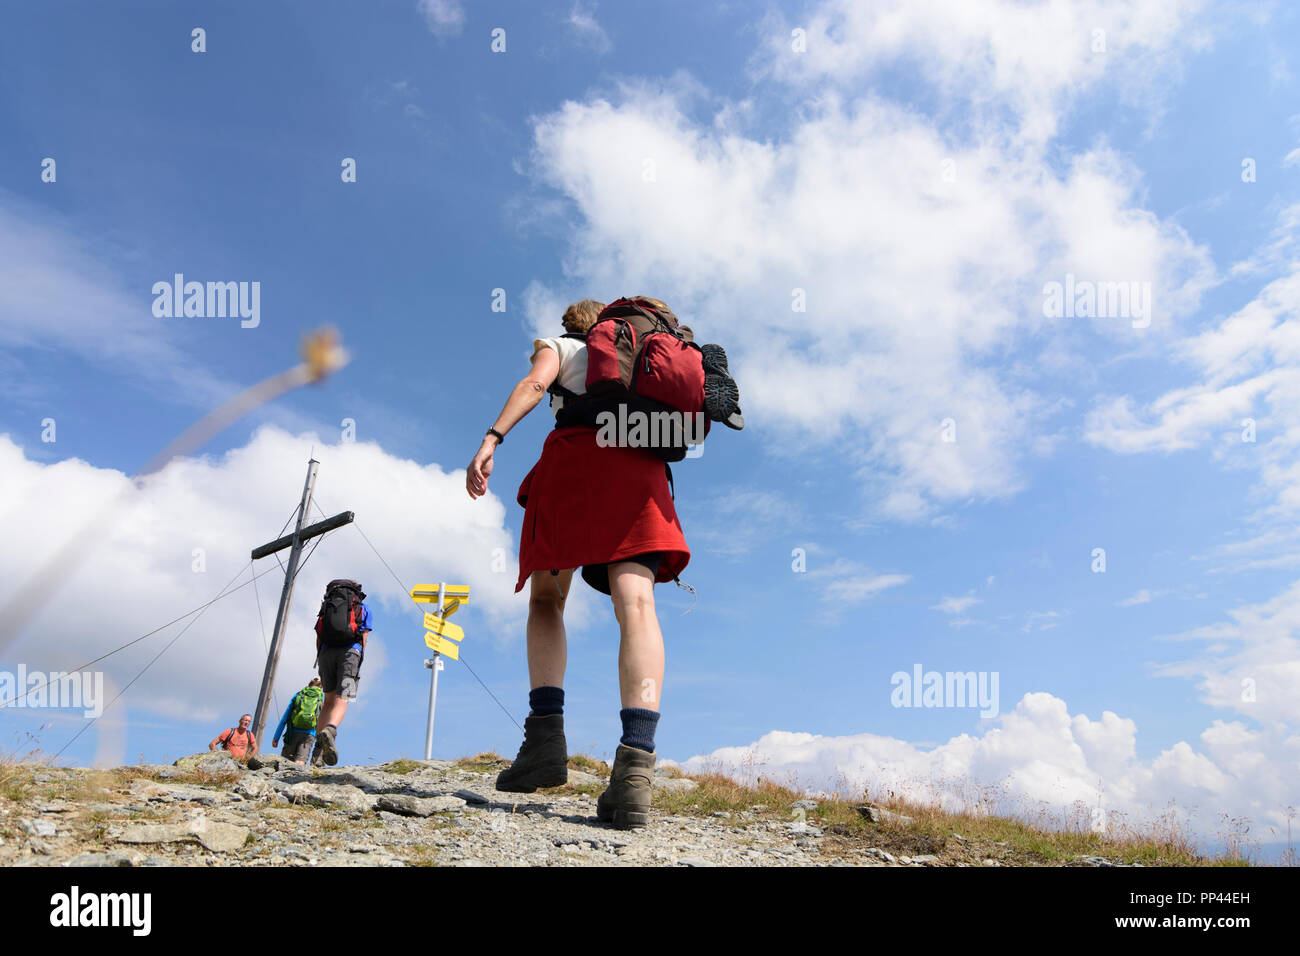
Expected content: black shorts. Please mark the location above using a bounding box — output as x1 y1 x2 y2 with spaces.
318 646 363 699
581 551 663 596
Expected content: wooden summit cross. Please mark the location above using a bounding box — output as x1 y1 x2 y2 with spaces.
249 458 354 745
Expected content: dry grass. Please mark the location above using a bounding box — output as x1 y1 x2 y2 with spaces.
568 754 610 777
659 760 1249 867
453 751 510 774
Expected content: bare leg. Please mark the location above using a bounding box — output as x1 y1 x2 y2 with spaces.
527 569 573 692
317 692 348 730
608 562 664 712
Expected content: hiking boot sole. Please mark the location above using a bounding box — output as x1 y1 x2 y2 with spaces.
596 802 649 830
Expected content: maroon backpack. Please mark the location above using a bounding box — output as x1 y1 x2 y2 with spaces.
555 297 708 461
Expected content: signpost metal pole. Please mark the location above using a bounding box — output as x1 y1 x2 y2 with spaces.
423 582 445 760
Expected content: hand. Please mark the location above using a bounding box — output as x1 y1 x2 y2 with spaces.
466 440 496 499
272 739 279 747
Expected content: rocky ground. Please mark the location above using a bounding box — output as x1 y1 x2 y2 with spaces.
0 751 1143 867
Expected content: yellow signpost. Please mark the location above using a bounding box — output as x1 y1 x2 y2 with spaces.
422 612 464 642
410 584 470 604
411 583 470 759
424 634 460 660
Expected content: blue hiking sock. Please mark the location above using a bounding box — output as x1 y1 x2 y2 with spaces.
619 708 660 753
529 685 564 717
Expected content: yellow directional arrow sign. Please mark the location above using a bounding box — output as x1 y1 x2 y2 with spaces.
440 597 462 618
409 584 470 604
423 613 464 643
424 633 460 660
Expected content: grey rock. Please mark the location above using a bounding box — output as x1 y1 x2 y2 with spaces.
791 799 818 811
233 777 271 800
786 821 822 836
565 769 603 786
35 801 76 814
655 777 698 793
375 794 464 817
127 779 232 806
283 782 376 814
911 854 940 864
116 816 249 854
246 754 291 772
856 804 914 826
63 851 141 867
453 789 490 805
171 752 244 775
864 847 898 864
19 819 56 838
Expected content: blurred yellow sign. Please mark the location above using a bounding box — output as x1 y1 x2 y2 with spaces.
409 584 470 604
424 634 460 660
423 613 464 643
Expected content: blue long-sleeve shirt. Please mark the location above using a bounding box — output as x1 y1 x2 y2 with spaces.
274 691 320 742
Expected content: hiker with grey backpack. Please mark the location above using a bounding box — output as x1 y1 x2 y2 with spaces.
311 579 372 767
272 676 324 765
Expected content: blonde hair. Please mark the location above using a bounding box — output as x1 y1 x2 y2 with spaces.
562 299 605 334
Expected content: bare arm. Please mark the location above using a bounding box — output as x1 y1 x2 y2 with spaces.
466 346 560 499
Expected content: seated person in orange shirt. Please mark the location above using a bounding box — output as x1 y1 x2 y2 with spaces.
208 713 257 759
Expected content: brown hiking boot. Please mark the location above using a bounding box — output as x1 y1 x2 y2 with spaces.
495 714 568 793
596 743 655 829
316 725 338 767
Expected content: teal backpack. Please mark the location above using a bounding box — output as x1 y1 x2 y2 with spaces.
290 686 323 731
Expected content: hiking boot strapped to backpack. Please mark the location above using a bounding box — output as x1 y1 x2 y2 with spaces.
553 297 735 462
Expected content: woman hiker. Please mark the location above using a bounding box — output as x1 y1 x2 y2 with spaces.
465 297 690 830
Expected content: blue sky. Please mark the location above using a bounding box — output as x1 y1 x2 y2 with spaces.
2 1 1299 857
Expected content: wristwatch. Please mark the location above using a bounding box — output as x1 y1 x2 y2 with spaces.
486 427 505 445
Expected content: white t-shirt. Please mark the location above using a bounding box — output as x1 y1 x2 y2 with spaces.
532 336 588 418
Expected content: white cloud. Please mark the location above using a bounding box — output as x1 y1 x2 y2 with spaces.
1085 246 1300 535
803 559 908 606
419 0 465 37
567 2 611 54
526 4 1215 518
1119 588 1152 606
1155 577 1300 728
932 594 980 614
757 0 1210 143
0 427 568 756
682 691 1297 853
